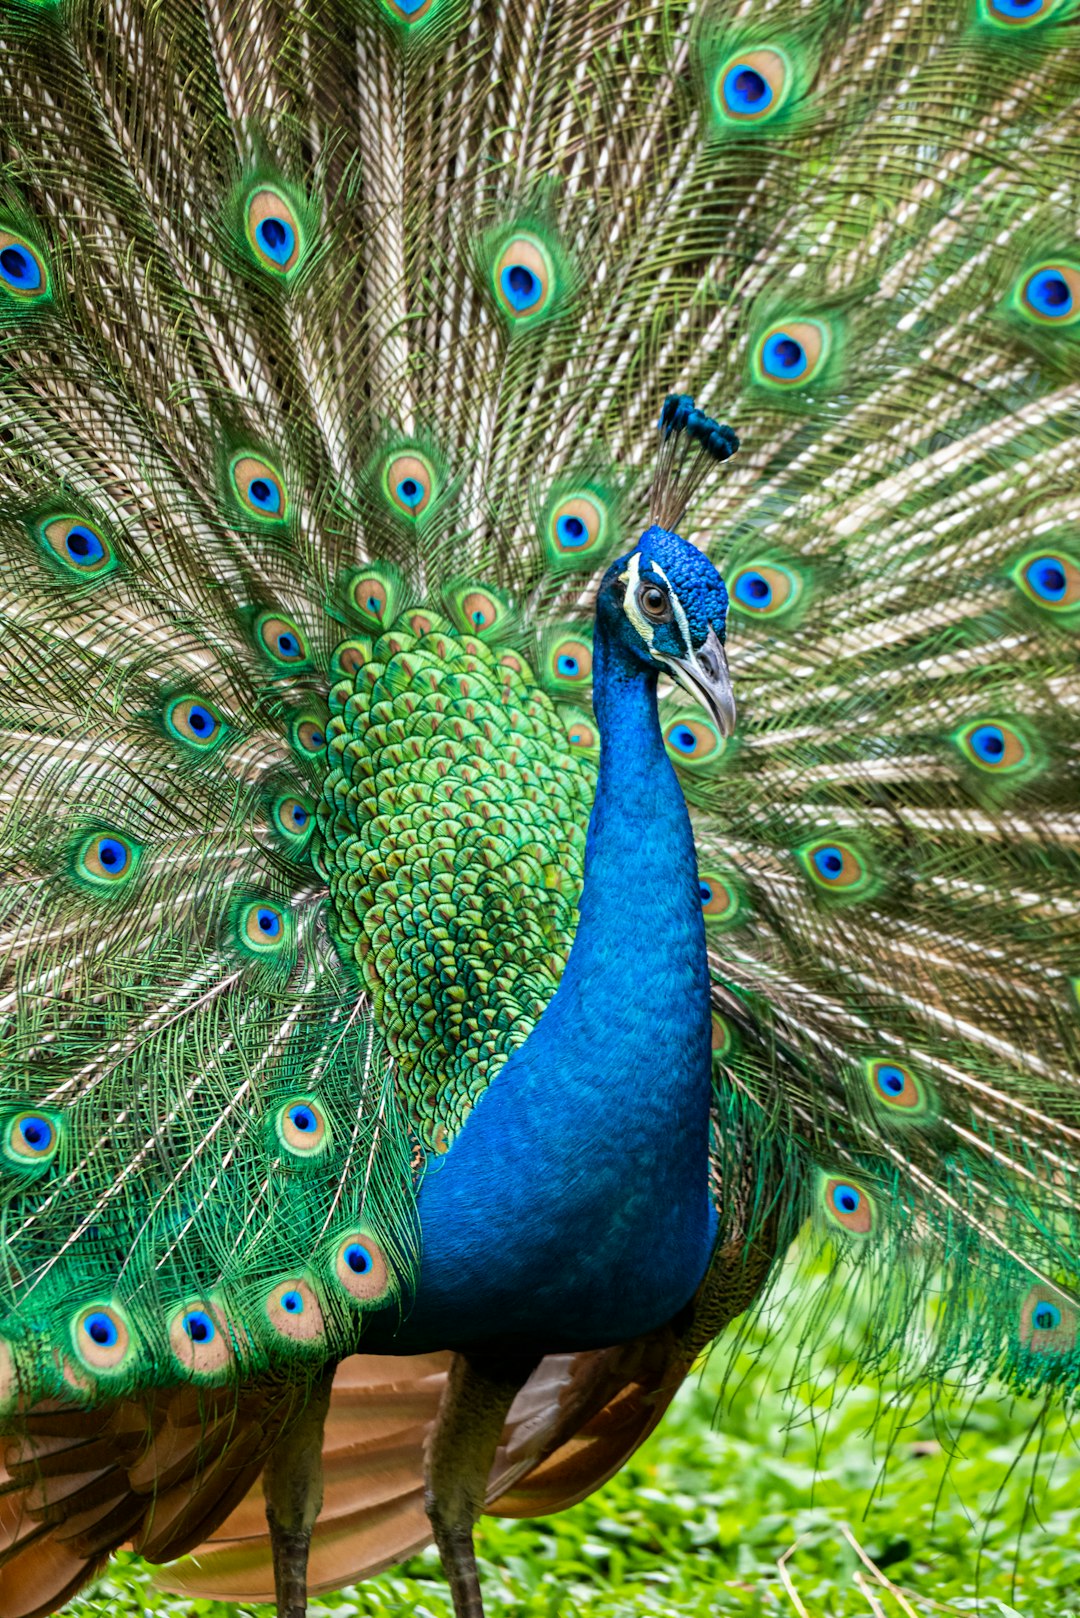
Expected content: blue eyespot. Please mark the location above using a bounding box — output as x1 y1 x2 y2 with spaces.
969 724 1006 764
249 477 280 513
499 263 542 313
1027 557 1067 601
833 1183 860 1215
993 0 1047 15
556 653 580 677
0 241 42 293
669 724 699 755
813 846 844 880
1026 268 1072 317
722 65 772 116
734 571 772 609
289 1104 316 1133
876 1065 906 1097
1033 1301 1062 1331
255 216 296 266
257 908 281 938
182 1309 216 1344
291 804 308 828
699 881 713 904
281 1289 304 1314
84 1311 118 1348
19 1116 51 1151
761 331 807 380
64 524 105 566
556 514 588 549
96 837 129 875
395 477 424 508
344 1242 372 1275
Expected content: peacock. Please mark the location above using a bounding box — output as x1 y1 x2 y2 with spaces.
0 0 1078 1613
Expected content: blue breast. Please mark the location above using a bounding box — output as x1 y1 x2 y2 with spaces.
373 630 717 1354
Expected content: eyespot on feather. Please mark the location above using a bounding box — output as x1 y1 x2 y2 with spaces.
383 453 435 517
544 491 610 568
331 639 373 681
231 454 288 521
821 1175 875 1236
542 632 594 693
663 716 726 770
257 612 309 666
39 516 116 578
799 839 871 894
72 1304 134 1375
274 794 315 842
240 901 290 954
292 715 328 756
265 1277 325 1342
168 1302 233 1379
0 231 48 300
3 1111 59 1169
77 832 139 888
493 234 554 320
1019 1285 1078 1353
332 1233 392 1305
276 1098 331 1157
1016 262 1080 324
166 696 226 749
865 1060 933 1118
246 188 303 274
715 49 790 122
698 872 740 926
560 706 598 753
730 562 803 617
710 1012 734 1058
981 0 1060 28
445 582 511 637
954 719 1031 774
349 562 404 630
1013 550 1080 611
754 320 831 387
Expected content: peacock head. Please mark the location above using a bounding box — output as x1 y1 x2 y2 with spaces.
597 524 737 737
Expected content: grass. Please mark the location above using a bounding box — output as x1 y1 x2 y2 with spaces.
67 1262 1080 1618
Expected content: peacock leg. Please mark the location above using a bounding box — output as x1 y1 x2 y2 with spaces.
263 1366 336 1618
425 1347 540 1618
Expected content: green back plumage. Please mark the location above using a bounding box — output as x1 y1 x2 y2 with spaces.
0 0 1078 1472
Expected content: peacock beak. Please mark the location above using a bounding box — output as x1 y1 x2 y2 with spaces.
666 627 737 738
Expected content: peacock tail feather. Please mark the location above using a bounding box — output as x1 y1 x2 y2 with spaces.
0 0 1078 1562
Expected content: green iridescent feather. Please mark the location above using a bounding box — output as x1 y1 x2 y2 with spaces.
0 0 1078 1602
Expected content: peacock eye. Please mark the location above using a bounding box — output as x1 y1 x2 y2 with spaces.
754 320 831 388
257 612 309 666
239 900 291 955
40 516 117 578
383 453 435 517
77 832 140 888
984 0 1057 25
231 454 288 521
0 231 48 300
716 49 790 123
278 1097 330 1155
246 188 303 274
493 235 555 320
166 695 226 749
1018 263 1080 324
638 582 671 622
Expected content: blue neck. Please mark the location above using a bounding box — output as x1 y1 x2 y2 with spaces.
390 622 716 1353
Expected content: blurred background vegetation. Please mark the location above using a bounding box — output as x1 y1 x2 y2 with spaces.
66 1255 1080 1617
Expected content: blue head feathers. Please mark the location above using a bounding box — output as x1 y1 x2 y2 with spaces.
595 398 739 735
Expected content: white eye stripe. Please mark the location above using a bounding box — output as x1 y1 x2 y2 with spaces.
622 553 655 646
622 552 693 662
